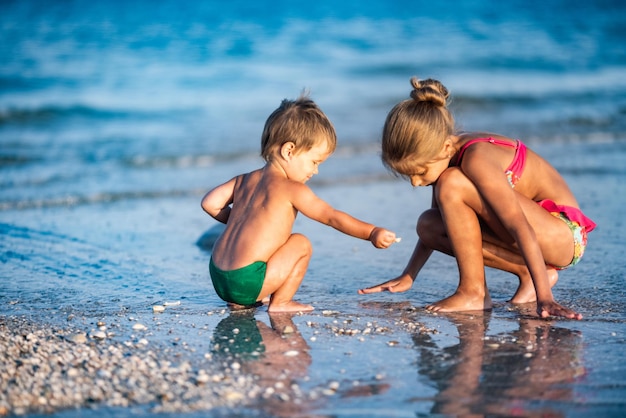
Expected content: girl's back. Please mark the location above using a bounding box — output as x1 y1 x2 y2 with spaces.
457 133 580 209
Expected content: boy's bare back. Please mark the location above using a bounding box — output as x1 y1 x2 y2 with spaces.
206 164 304 271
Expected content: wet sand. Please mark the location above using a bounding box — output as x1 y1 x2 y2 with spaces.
1 140 626 417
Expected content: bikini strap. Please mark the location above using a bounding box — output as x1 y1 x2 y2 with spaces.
456 137 517 165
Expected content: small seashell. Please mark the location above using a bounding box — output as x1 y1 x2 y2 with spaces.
196 374 210 384
132 323 147 331
282 325 294 334
152 305 165 313
91 331 107 340
395 237 402 243
283 350 299 357
69 333 87 344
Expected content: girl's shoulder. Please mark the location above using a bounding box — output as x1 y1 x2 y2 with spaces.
458 131 515 142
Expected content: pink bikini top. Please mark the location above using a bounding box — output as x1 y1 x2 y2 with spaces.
456 137 596 232
456 137 526 187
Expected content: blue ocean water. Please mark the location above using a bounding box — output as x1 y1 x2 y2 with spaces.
1 0 625 210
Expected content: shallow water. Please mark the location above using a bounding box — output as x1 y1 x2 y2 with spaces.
2 0 626 416
2 140 626 416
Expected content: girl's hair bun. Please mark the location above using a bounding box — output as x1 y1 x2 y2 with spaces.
409 77 449 107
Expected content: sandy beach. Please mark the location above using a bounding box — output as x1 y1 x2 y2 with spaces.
2 139 625 417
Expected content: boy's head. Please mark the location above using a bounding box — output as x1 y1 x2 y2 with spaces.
261 93 337 162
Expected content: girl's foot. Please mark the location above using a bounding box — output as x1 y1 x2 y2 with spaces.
509 268 559 304
426 290 492 313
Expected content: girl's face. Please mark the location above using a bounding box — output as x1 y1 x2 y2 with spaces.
403 157 450 187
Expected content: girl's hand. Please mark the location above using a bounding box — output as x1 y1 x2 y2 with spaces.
358 274 414 294
537 300 583 320
369 227 397 248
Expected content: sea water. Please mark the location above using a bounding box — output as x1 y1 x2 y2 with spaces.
1 0 625 210
1 1 626 416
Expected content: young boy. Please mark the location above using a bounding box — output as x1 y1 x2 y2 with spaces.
202 94 397 313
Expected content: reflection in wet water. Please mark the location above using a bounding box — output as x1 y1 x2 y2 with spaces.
410 313 584 417
212 309 397 417
212 311 315 417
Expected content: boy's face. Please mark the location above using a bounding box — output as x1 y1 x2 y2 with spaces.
287 141 331 183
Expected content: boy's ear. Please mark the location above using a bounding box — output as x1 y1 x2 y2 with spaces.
280 142 296 160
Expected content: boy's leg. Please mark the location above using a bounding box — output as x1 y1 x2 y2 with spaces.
261 233 314 313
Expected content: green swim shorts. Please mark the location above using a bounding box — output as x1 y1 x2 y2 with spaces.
209 257 266 306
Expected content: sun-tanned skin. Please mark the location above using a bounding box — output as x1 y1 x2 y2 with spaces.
359 132 583 320
203 140 396 313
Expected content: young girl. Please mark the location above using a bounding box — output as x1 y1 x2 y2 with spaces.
202 94 397 313
359 77 595 320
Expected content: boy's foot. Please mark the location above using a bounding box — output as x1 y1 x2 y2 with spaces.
227 301 263 310
268 301 314 313
509 268 559 304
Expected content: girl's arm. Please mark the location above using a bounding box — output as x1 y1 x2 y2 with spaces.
200 177 236 224
359 191 437 294
289 182 396 248
358 239 433 294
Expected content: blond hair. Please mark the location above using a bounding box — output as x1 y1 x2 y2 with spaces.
261 93 337 162
382 77 454 174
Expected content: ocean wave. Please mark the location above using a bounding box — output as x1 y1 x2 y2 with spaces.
0 189 205 211
0 104 129 125
0 170 396 212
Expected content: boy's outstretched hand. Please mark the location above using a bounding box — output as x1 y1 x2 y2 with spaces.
368 227 397 248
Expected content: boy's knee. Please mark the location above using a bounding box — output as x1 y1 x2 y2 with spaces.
291 233 313 256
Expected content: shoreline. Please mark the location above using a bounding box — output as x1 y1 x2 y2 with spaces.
2 297 624 417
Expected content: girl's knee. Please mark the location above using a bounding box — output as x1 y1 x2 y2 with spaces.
417 209 445 245
435 168 471 203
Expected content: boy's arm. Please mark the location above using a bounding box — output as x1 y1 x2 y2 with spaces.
290 183 396 248
200 177 237 224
